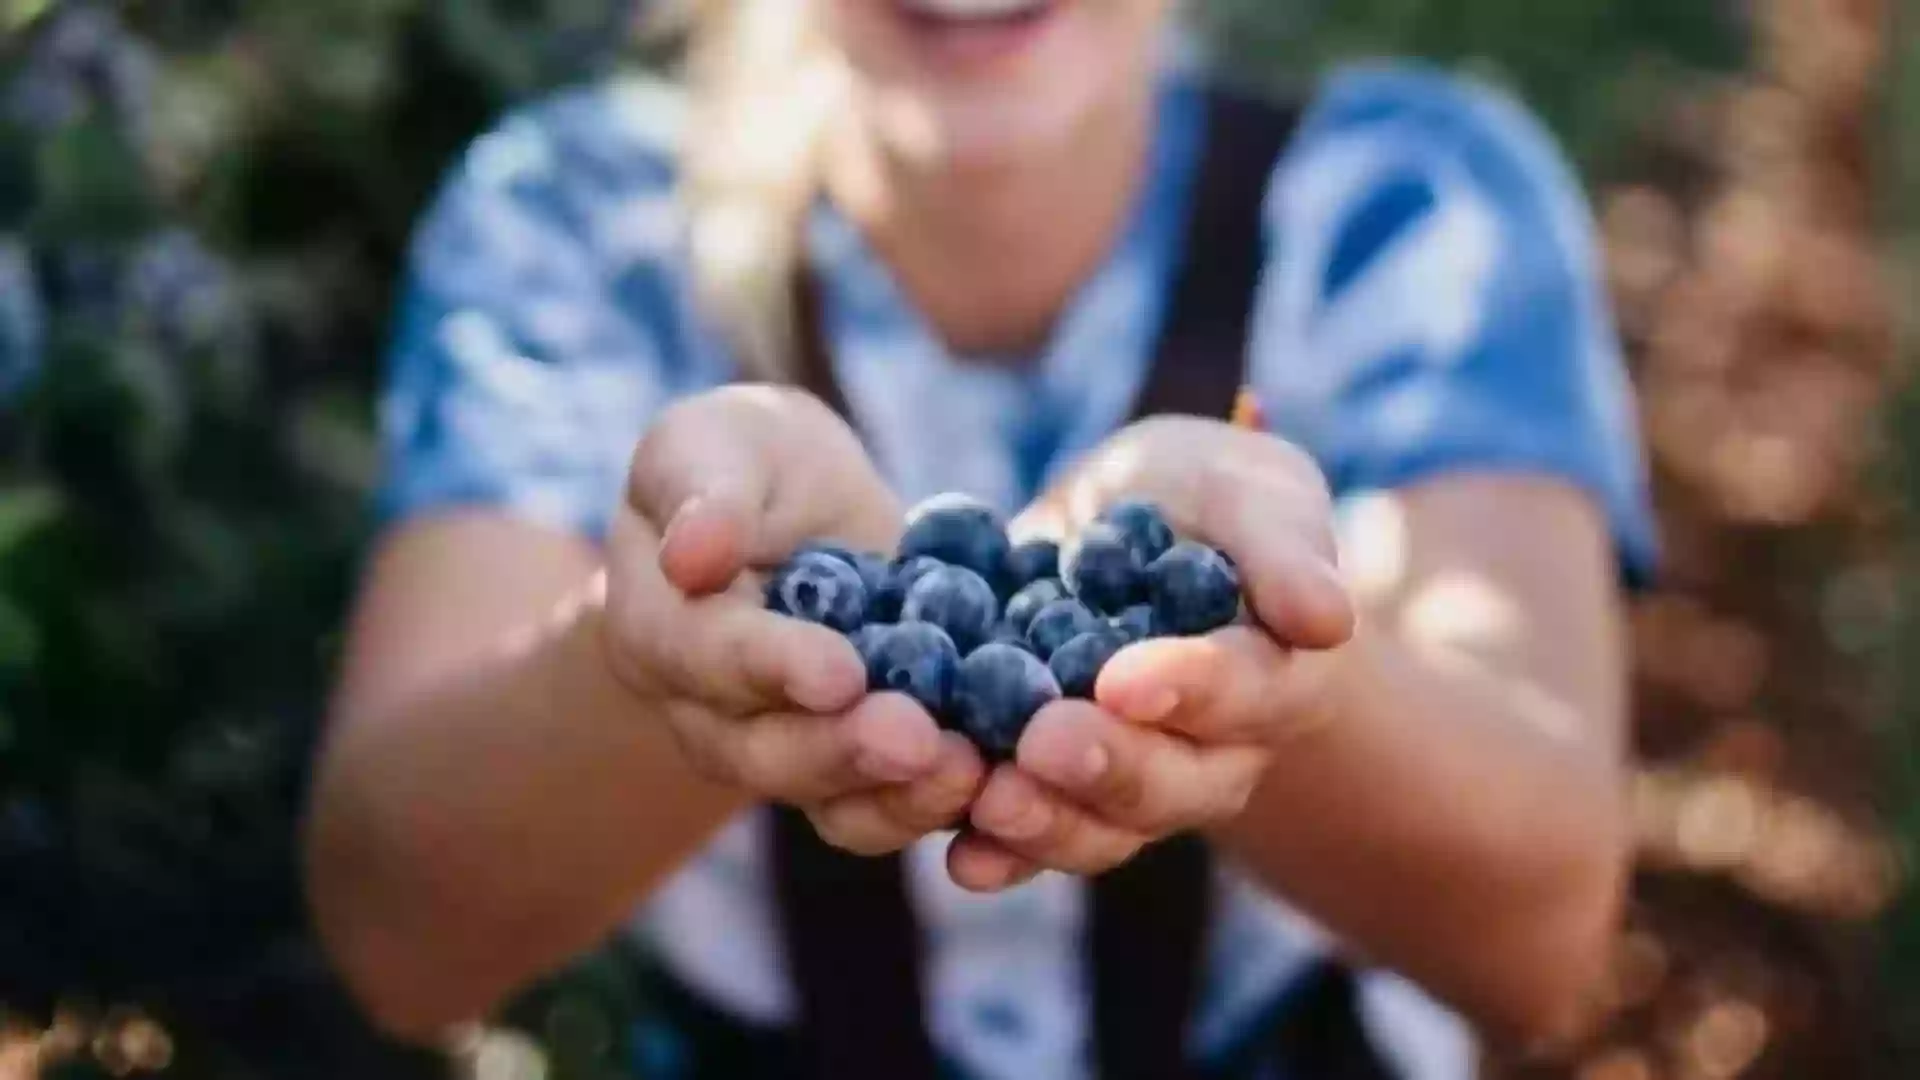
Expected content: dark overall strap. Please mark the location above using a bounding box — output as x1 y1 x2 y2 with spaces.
772 86 1388 1080
774 271 937 1080
1086 85 1300 1080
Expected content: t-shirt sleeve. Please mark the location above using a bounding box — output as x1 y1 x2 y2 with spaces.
1249 64 1659 584
375 98 677 541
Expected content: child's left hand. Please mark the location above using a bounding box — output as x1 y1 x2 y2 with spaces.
948 417 1358 891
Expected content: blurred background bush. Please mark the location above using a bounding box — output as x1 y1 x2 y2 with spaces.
0 1 1910 1078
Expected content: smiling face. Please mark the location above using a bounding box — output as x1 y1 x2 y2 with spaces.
818 0 1176 168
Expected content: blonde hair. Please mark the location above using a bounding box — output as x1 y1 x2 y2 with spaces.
653 0 851 382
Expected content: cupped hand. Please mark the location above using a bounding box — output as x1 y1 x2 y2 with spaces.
949 416 1357 891
603 385 987 855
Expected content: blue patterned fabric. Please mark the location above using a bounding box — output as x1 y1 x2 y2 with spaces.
375 59 1656 1080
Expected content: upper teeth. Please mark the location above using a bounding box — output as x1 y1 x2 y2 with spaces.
902 0 1047 20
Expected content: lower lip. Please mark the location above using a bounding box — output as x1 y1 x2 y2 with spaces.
893 1 1063 66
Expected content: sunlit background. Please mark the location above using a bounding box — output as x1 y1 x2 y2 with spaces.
0 1 1914 1078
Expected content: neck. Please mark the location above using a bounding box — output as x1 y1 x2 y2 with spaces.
823 84 1157 360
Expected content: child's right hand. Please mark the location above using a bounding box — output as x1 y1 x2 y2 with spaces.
601 385 987 853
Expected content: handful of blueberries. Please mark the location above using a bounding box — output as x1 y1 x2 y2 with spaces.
765 495 1246 762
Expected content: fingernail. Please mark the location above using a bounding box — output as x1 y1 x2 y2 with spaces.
1079 744 1111 784
663 495 707 541
1122 688 1180 724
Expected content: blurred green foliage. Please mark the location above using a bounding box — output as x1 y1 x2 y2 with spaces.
1199 0 1744 176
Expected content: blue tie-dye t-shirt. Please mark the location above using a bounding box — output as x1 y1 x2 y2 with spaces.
375 58 1656 1080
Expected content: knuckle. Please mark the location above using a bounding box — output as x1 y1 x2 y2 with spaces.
1134 799 1186 838
729 727 792 796
673 722 741 789
632 397 703 472
1024 806 1081 860
1093 764 1151 825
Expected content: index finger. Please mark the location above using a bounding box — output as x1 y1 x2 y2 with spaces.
630 386 902 593
1010 700 1269 836
607 510 867 715
1095 627 1342 745
628 390 787 594
1176 445 1353 649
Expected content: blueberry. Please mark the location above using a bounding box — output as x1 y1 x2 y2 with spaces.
850 622 891 656
1004 578 1069 636
898 493 1012 594
796 541 892 616
989 624 1040 656
766 552 868 633
1146 541 1243 636
1025 598 1103 661
1063 523 1146 615
871 555 946 623
1005 540 1061 592
901 565 1001 654
951 644 1061 762
848 551 893 603
1099 500 1176 567
860 623 961 717
1110 604 1158 643
1049 628 1128 700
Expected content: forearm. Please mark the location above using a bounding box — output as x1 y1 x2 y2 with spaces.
1215 621 1630 1043
303 598 748 1042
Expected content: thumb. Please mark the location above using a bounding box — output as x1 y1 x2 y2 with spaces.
656 487 763 597
629 393 783 597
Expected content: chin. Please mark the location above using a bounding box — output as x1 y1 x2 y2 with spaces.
826 0 1166 169
913 85 1107 169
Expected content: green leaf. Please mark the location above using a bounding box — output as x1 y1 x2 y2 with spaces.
0 589 40 674
0 485 63 559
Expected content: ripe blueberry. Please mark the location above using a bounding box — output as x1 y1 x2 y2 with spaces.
1049 628 1128 700
849 622 890 656
1004 578 1069 637
1064 522 1146 615
898 493 1012 594
1005 540 1061 593
951 643 1061 762
860 622 961 718
766 552 868 633
989 624 1040 656
1099 500 1176 567
1146 541 1242 636
794 542 892 620
871 554 945 623
901 564 1000 655
1025 598 1102 661
1110 604 1158 644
